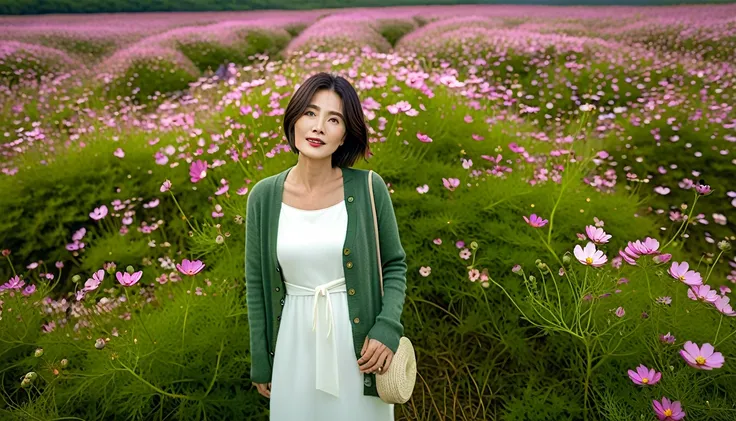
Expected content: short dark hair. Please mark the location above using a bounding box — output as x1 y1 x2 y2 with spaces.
283 72 369 168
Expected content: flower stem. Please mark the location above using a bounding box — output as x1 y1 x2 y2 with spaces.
714 314 723 344
168 191 196 233
704 250 724 284
5 255 17 277
661 194 698 251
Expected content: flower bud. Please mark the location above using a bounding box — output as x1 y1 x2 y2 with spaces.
25 371 37 381
718 240 731 251
233 215 244 225
34 348 44 358
470 241 478 250
534 259 541 265
126 265 135 274
21 378 31 388
562 255 571 265
215 235 224 244
512 264 522 275
528 275 536 283
105 262 117 275
1 249 10 257
71 274 81 283
60 358 69 368
95 338 106 350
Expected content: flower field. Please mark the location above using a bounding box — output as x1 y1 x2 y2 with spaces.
1 4 735 420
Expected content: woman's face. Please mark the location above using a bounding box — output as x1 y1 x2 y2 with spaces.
293 89 346 161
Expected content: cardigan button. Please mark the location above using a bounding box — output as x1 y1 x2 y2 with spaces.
275 287 280 292
270 351 274 356
276 266 280 272
348 288 356 296
343 248 351 256
346 261 353 269
364 377 372 387
280 299 285 306
353 317 360 324
347 196 354 203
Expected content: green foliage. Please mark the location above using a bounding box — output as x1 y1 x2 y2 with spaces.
100 58 200 104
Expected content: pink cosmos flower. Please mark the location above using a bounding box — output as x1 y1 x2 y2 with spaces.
656 296 672 305
653 253 672 264
419 266 431 277
416 133 433 143
160 180 172 193
628 364 661 386
680 341 724 370
89 205 109 221
176 259 205 276
585 225 611 244
416 184 429 194
22 284 36 297
459 249 471 260
660 332 676 344
442 178 460 191
83 270 105 292
523 214 548 228
619 237 660 265
0 275 25 291
574 242 608 267
113 148 125 158
694 184 712 195
668 262 703 286
687 285 719 303
713 295 736 316
615 306 625 317
189 160 208 183
116 271 143 287
468 269 480 282
720 285 731 295
653 397 686 421
433 238 442 245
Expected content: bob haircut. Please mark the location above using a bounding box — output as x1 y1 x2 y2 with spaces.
282 72 370 168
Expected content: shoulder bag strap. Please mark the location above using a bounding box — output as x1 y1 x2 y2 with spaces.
368 170 384 297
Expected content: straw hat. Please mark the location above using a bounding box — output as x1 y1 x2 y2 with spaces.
376 337 416 404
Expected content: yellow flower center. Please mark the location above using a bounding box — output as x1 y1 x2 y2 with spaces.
696 356 706 365
641 377 649 384
664 409 672 417
678 275 685 281
585 257 593 264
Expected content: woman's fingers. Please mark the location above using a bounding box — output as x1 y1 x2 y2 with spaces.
379 352 393 374
360 345 386 373
253 382 271 398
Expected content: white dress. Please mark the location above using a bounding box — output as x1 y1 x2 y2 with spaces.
270 200 394 420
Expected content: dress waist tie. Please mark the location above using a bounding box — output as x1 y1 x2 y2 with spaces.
283 277 347 398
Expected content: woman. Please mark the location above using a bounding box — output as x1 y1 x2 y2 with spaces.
245 72 408 420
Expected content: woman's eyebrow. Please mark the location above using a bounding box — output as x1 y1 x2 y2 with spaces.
306 104 344 119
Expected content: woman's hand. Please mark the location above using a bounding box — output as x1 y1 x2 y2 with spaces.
358 337 394 375
252 382 271 398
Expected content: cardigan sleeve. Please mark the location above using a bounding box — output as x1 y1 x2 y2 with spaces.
245 182 271 383
367 172 408 354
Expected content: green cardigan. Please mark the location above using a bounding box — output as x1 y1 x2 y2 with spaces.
245 165 408 397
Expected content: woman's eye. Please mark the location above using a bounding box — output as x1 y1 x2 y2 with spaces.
305 111 315 116
330 118 339 124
